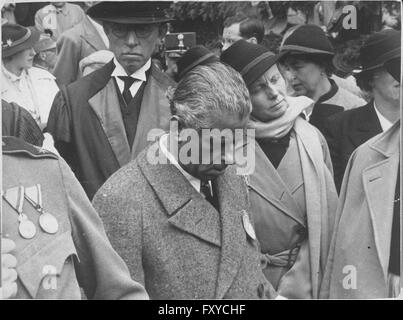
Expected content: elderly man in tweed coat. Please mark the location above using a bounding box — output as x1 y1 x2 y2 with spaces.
93 62 279 300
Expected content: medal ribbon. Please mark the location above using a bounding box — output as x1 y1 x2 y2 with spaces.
2 186 25 215
25 184 43 211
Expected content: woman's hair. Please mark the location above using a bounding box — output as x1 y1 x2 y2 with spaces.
281 53 335 77
170 62 252 130
355 70 375 94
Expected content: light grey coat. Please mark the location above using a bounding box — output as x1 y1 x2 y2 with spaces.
320 121 400 298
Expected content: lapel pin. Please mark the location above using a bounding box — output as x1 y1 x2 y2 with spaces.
241 210 256 240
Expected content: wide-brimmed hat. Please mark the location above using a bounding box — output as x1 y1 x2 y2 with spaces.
355 29 401 75
278 24 334 60
176 45 219 80
87 1 174 24
2 24 40 58
220 40 278 87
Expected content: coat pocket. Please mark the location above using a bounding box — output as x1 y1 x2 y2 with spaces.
16 231 79 298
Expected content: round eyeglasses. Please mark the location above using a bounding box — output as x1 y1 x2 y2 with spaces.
110 23 157 39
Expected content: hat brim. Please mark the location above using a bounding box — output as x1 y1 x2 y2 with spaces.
384 57 401 82
178 53 219 80
242 54 280 87
96 17 174 24
2 27 40 58
355 48 401 75
278 49 334 62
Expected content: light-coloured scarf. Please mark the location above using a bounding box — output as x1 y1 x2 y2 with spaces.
249 96 314 140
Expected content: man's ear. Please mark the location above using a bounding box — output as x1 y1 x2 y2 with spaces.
39 52 47 61
170 115 185 132
247 37 258 45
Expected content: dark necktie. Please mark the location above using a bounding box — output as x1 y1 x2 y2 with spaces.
200 180 218 211
118 76 136 105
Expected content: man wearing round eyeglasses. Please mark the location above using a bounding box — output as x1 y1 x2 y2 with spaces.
47 2 175 200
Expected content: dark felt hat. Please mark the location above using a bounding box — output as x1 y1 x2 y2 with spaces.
279 24 334 59
384 57 401 82
87 1 174 24
2 24 40 58
356 29 401 75
176 45 219 80
220 39 278 87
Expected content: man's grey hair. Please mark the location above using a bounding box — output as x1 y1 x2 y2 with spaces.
170 62 252 130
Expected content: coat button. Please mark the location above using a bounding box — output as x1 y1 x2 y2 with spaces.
257 283 265 298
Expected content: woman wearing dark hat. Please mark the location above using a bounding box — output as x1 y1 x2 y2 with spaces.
320 29 401 299
221 40 338 299
278 24 365 134
322 29 401 193
1 23 59 130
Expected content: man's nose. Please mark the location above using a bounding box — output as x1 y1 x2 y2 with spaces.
125 30 139 47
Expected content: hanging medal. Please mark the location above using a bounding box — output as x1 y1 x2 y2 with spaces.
3 186 37 239
25 184 59 234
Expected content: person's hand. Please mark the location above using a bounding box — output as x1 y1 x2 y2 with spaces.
0 238 18 299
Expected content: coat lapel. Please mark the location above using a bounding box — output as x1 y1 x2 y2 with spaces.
214 167 248 299
88 63 131 167
362 122 400 280
130 65 172 160
348 101 383 149
80 16 107 51
293 118 326 298
249 142 306 227
137 148 221 247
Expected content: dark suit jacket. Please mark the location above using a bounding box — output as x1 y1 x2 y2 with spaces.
92 143 278 300
322 101 382 192
47 59 175 199
53 15 107 85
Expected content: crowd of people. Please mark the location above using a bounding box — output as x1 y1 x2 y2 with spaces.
1 1 401 300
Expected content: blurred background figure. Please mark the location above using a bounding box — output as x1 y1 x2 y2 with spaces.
52 1 108 85
221 11 265 51
381 1 401 30
1 24 59 130
1 2 17 24
32 32 57 72
35 1 85 41
163 31 196 80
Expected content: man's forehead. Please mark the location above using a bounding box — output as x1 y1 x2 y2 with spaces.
223 23 241 38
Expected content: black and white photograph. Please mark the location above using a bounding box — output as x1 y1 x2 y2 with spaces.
0 0 401 306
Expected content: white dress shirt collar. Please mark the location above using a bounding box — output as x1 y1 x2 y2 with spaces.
373 101 393 132
112 57 151 81
112 57 151 97
2 64 26 82
159 133 202 192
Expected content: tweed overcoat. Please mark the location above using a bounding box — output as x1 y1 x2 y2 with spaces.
93 142 278 300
